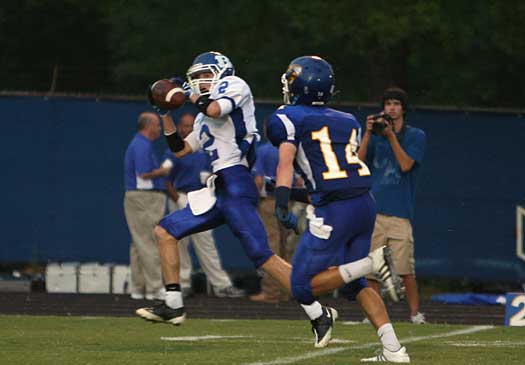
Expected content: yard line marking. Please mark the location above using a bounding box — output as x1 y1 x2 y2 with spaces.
161 335 251 342
442 340 525 348
244 325 494 365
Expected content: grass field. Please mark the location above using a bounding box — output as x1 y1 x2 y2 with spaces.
1 315 523 364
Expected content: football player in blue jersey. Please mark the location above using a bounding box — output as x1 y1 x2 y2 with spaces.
136 52 388 332
267 56 410 362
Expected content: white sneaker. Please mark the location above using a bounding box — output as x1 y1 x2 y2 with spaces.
130 293 144 300
410 312 426 324
362 317 371 324
145 288 166 301
368 246 404 302
361 346 410 363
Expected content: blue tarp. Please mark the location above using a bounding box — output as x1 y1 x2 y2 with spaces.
1 95 525 280
431 293 507 305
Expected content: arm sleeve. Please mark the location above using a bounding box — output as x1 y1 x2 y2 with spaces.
404 129 426 164
267 111 299 147
184 130 201 152
211 76 250 117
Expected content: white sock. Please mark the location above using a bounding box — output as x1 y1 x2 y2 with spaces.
165 290 183 309
301 301 323 320
377 323 401 352
338 257 373 283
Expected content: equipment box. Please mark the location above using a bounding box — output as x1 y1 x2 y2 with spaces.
78 263 111 294
46 263 78 293
111 265 130 294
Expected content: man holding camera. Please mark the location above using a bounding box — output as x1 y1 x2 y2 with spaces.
358 87 427 324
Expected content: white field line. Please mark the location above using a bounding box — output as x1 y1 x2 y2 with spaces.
244 325 494 365
161 335 251 342
160 335 354 344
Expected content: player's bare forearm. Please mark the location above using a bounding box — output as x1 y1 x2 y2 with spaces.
387 134 415 172
189 94 221 118
161 114 177 135
174 141 193 158
357 130 371 161
254 175 264 193
276 143 297 188
140 167 170 179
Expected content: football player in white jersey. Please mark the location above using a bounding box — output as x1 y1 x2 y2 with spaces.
136 52 399 333
136 51 294 325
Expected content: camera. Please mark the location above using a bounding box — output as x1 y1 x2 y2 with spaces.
371 113 393 135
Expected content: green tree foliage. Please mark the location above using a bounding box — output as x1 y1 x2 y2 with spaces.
2 1 524 107
0 1 109 92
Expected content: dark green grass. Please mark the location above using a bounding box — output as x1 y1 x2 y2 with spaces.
1 315 523 364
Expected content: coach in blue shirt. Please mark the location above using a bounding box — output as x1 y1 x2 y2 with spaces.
358 87 427 324
124 112 170 301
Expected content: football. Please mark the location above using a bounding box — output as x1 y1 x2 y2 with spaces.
149 79 186 110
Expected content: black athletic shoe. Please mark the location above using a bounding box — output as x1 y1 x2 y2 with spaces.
311 306 338 348
136 302 186 325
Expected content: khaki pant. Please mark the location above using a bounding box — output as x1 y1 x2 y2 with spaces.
368 214 415 277
257 198 305 300
167 192 232 290
124 190 166 295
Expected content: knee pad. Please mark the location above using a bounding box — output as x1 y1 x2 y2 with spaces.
341 277 368 301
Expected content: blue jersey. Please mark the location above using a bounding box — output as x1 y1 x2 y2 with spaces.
365 125 426 221
124 133 165 191
162 149 211 193
267 105 372 206
253 142 279 179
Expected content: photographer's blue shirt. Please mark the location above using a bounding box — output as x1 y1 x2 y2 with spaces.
124 133 166 191
365 125 426 221
163 149 211 193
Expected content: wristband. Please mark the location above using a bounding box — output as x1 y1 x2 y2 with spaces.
165 132 185 153
275 186 291 210
195 95 213 115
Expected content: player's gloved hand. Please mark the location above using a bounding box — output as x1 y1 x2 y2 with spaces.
146 84 170 116
168 76 192 98
275 206 299 234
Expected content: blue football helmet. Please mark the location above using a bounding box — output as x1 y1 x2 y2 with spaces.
281 56 335 105
187 51 235 95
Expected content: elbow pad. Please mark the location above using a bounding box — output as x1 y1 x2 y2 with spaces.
165 132 185 153
195 95 213 115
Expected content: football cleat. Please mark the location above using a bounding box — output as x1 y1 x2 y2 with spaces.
360 346 410 363
369 245 404 302
311 306 338 348
135 302 186 325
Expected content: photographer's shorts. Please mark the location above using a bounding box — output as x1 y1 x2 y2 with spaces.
368 214 415 276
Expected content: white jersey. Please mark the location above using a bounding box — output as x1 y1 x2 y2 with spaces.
184 76 259 173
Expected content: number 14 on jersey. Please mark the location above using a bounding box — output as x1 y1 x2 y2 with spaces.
312 126 370 180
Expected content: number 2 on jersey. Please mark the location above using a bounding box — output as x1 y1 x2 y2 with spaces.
311 126 370 180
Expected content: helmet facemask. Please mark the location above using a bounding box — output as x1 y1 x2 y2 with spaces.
281 64 302 105
187 64 224 96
